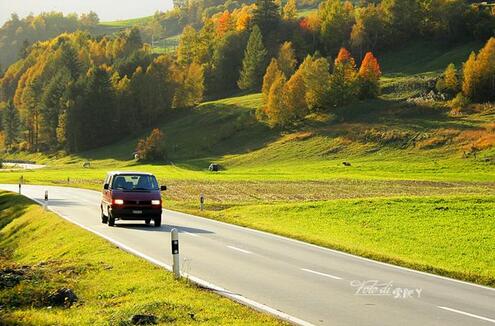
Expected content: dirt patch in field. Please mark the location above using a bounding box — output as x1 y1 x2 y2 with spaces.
161 179 495 204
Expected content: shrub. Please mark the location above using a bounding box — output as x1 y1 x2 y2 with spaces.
135 129 167 162
449 92 470 114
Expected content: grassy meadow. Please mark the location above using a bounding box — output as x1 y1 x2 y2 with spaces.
1 40 494 286
0 191 285 325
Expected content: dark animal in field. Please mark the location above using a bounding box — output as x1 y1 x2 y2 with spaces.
342 162 352 166
209 163 220 172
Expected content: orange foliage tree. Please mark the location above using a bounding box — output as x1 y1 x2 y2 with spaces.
357 51 381 98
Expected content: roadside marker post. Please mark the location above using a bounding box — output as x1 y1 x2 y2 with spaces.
171 228 180 279
44 190 48 210
18 175 23 194
200 193 205 211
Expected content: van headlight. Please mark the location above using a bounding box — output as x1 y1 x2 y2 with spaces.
151 200 161 206
113 199 124 205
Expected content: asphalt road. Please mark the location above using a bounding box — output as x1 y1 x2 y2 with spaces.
1 184 494 326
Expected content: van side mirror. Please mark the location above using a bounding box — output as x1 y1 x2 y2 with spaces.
104 184 109 190
160 185 167 191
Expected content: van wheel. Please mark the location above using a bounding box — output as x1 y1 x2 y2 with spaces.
145 218 151 225
108 215 115 227
101 207 108 224
154 216 161 228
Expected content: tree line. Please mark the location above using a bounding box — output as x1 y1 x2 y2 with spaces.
0 29 204 152
0 12 100 71
176 0 495 98
258 44 380 127
1 0 494 152
435 37 495 108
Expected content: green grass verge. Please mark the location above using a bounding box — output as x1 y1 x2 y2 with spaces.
193 196 495 287
99 16 154 27
0 191 285 325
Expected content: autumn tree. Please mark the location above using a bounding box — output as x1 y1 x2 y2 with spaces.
216 11 233 36
329 48 358 106
462 52 479 100
357 51 381 98
318 0 355 54
283 0 297 20
238 25 268 91
136 128 167 161
283 69 308 121
173 62 205 108
265 73 288 127
262 58 282 104
299 55 331 111
472 37 495 102
462 38 495 102
436 63 458 96
277 41 297 78
177 25 199 65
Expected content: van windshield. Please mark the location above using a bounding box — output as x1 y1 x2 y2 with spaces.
111 174 159 191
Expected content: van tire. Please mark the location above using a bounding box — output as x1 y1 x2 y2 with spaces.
108 215 115 227
101 207 108 224
145 218 151 225
154 216 161 228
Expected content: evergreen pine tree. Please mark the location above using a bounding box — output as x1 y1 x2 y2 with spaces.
2 100 20 150
238 25 268 91
253 0 281 34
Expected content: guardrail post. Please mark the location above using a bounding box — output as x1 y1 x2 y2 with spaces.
200 193 204 211
44 190 48 210
171 228 180 279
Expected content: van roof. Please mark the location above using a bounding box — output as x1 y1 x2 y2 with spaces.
107 171 154 176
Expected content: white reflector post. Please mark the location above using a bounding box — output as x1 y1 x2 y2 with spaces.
171 228 180 279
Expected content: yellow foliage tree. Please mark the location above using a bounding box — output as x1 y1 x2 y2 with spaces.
262 58 282 105
283 0 297 20
283 69 308 121
265 73 288 127
277 41 297 78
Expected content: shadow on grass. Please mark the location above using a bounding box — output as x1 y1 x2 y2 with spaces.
0 192 30 231
74 104 279 171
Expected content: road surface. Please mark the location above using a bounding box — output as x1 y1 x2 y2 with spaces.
1 184 494 325
1 163 46 170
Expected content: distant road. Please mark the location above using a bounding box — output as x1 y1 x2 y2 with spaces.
1 163 46 170
1 184 494 326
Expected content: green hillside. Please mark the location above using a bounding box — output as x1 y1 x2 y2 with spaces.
1 36 494 286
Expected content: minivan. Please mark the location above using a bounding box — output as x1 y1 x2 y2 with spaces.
101 171 166 227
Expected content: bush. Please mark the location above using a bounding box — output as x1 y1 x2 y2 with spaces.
135 129 167 162
449 92 470 114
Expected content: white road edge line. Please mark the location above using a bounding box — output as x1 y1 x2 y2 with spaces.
162 208 495 292
183 231 199 237
301 268 342 280
437 306 495 324
24 196 313 326
9 185 493 292
227 245 252 254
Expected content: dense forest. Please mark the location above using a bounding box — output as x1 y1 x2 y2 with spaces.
0 12 100 70
0 0 494 153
